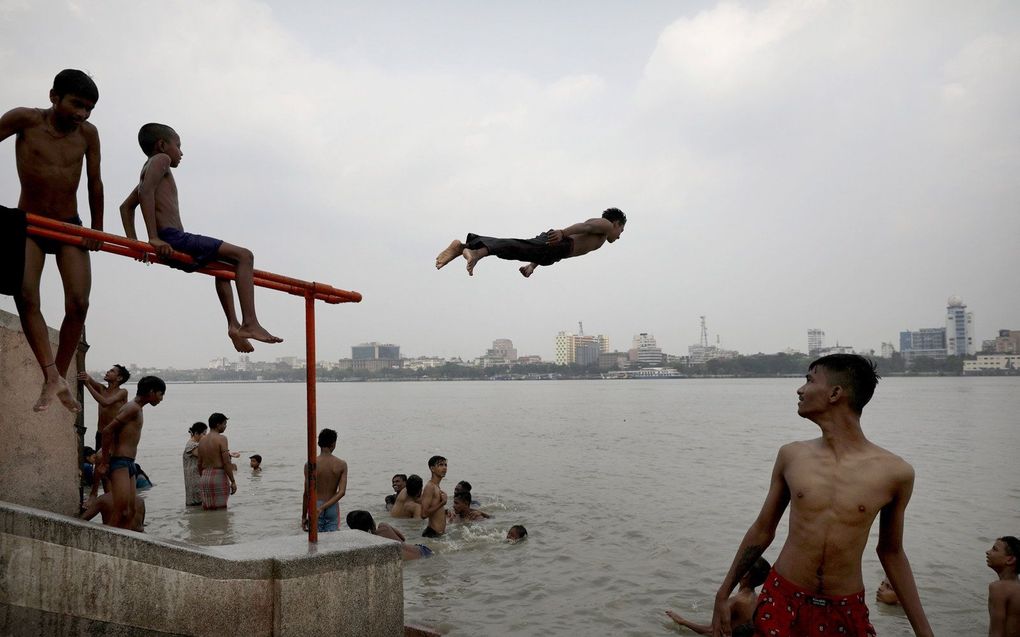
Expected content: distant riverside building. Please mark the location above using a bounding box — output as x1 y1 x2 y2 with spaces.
630 333 664 365
276 356 306 369
899 327 946 363
815 344 855 357
404 356 447 371
352 342 400 360
808 329 825 356
598 351 630 371
945 296 975 356
963 354 1020 373
479 339 518 367
981 329 1020 354
880 342 896 358
517 354 543 365
688 344 738 364
555 331 609 365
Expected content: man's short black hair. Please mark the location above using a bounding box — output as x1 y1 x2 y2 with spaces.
52 69 98 103
208 412 228 427
508 524 528 539
393 473 407 481
456 480 472 492
137 123 178 156
602 207 626 226
189 422 208 435
1000 536 1020 568
82 446 96 459
454 491 471 505
249 454 262 463
113 364 130 384
346 510 375 533
406 474 424 498
318 428 338 448
428 455 446 468
136 376 166 396
809 354 880 414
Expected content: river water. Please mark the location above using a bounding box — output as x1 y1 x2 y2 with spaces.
107 377 1019 635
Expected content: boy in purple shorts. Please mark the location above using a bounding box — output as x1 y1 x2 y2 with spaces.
120 123 282 353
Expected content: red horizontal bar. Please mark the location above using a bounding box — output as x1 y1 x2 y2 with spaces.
25 215 361 304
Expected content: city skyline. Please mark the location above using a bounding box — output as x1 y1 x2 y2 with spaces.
2 2 1017 369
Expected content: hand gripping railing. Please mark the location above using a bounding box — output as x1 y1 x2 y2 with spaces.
25 213 361 543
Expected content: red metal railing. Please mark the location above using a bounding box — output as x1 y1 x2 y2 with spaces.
25 213 361 543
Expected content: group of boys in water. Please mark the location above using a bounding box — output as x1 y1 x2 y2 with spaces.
3 69 1018 636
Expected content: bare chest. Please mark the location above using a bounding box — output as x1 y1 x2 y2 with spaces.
17 128 87 172
786 457 894 521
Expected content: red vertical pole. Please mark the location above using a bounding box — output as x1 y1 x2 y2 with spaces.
306 291 318 543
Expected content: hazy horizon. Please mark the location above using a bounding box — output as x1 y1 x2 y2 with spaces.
2 1 1017 369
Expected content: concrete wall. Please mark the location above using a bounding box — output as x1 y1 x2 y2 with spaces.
0 309 79 516
0 501 404 636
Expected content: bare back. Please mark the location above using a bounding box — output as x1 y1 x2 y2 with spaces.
390 489 422 518
989 579 1020 637
566 217 612 257
197 431 229 470
774 438 913 594
314 453 347 502
3 107 96 218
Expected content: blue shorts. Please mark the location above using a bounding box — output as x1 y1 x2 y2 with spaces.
157 227 224 270
109 456 137 477
416 544 434 558
317 500 339 532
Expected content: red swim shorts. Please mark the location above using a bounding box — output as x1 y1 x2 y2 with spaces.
753 569 876 636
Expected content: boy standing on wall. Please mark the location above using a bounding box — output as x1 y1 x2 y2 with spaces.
0 69 104 413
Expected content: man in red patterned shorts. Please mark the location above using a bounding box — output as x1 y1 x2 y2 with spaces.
709 354 933 637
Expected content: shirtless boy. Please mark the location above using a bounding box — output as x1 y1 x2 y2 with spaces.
986 535 1020 637
435 207 626 277
120 123 281 353
79 365 129 450
80 492 145 533
710 354 933 637
386 473 407 511
301 428 348 532
448 492 490 522
1 69 104 413
346 510 434 561
97 376 164 530
420 456 448 538
390 474 424 519
667 558 770 637
197 412 236 510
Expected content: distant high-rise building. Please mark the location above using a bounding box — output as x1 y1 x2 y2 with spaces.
945 296 975 357
491 339 517 361
352 342 400 360
880 342 896 358
555 330 608 365
631 333 664 365
808 329 825 356
899 328 946 363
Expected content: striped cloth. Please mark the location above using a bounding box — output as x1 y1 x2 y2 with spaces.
199 468 230 510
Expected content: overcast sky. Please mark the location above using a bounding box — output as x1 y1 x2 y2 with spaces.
2 0 1018 368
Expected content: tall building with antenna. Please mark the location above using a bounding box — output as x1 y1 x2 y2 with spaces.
555 324 609 365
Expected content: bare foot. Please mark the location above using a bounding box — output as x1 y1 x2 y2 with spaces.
228 328 255 353
435 240 464 270
238 324 284 344
463 248 481 276
34 377 81 413
519 264 536 278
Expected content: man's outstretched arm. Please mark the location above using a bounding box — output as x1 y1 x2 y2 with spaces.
877 466 933 637
711 447 791 637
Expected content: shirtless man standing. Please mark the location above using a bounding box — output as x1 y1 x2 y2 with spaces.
986 535 1020 637
79 365 129 450
1 69 104 412
197 412 236 510
97 376 164 530
435 208 626 277
390 474 424 519
301 428 348 532
420 456 448 538
710 354 933 637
